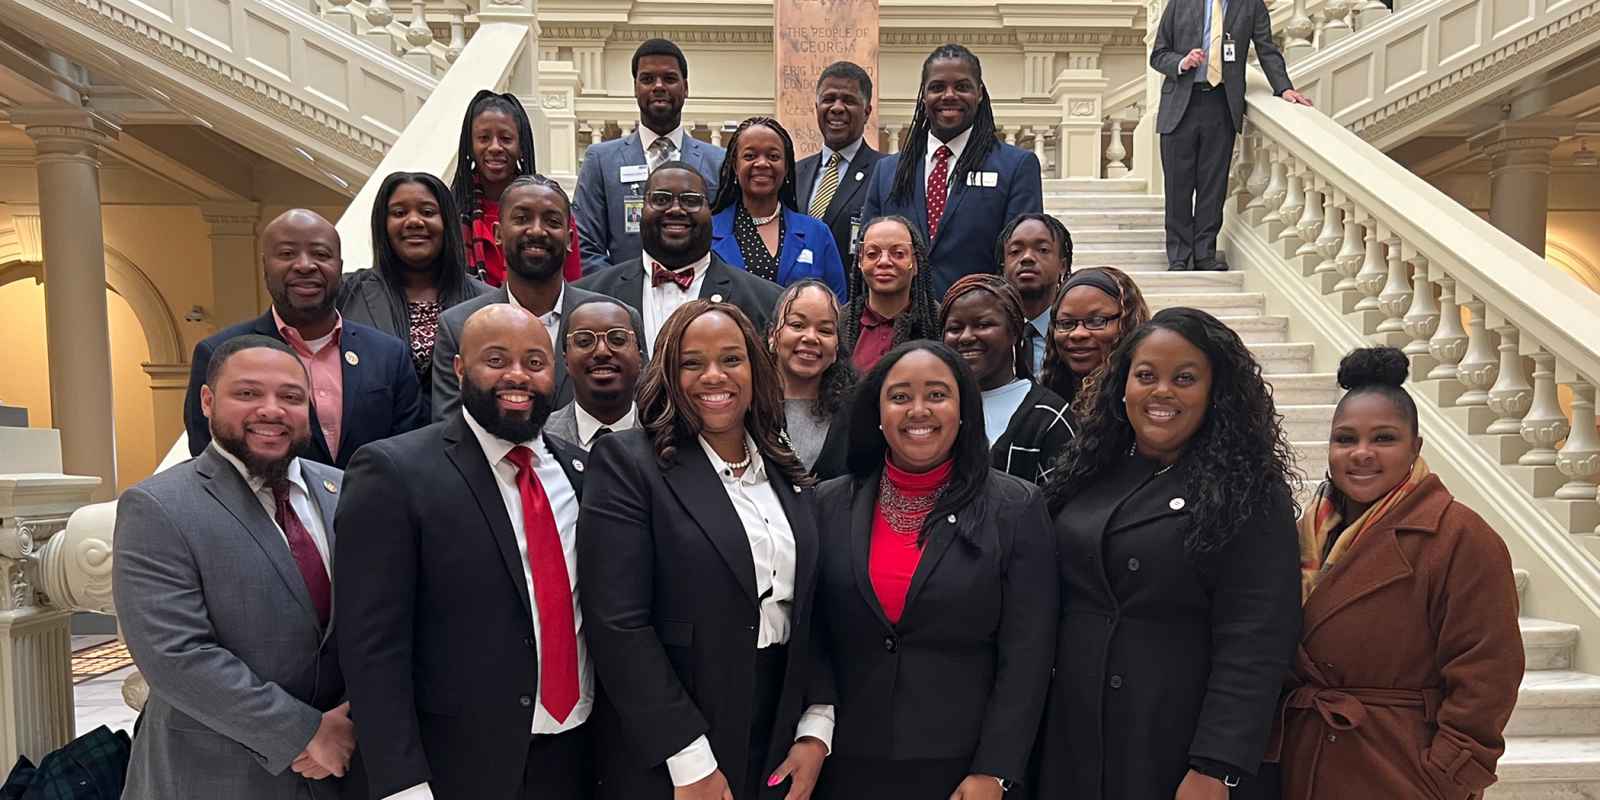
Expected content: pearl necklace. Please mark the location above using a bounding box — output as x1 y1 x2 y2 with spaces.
724 441 753 473
750 208 781 226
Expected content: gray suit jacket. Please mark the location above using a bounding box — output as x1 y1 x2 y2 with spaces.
574 130 725 273
430 283 646 422
1151 0 1293 135
544 401 581 449
114 447 352 800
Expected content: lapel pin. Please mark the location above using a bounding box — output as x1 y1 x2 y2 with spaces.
1170 497 1186 511
854 171 863 181
947 514 957 524
792 485 802 493
573 459 585 473
711 293 724 303
323 479 338 494
344 351 359 366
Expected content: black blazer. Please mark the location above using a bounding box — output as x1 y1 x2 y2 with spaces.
577 428 824 799
183 311 425 469
335 268 488 412
572 254 783 348
333 415 588 799
1035 456 1300 798
795 142 885 263
1151 0 1294 135
991 382 1074 485
813 468 1057 784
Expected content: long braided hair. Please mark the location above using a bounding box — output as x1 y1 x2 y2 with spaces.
711 116 800 214
449 91 537 280
938 273 1034 382
841 215 940 357
887 44 1000 206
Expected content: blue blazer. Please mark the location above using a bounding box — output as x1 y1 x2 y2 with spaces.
709 206 848 302
183 310 426 469
574 131 725 274
861 140 1043 300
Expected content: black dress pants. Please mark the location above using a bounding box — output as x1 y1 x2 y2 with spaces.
520 725 593 799
1160 85 1238 270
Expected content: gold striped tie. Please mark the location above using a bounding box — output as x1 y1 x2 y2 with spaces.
1207 0 1225 87
809 151 842 218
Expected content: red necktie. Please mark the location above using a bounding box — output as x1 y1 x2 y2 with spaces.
504 446 580 722
650 261 695 291
271 485 331 627
926 145 953 241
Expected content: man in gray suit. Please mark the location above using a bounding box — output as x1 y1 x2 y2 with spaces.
115 334 358 800
545 296 646 451
434 175 646 421
574 38 725 273
1152 0 1311 271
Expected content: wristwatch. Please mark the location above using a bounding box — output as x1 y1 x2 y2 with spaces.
992 776 1016 792
1191 760 1242 788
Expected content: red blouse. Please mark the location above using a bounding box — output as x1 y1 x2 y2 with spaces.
869 457 954 624
851 304 897 374
467 198 584 286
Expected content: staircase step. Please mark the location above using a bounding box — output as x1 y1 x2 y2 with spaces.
1517 568 1531 605
1523 618 1581 671
1071 228 1167 246
1069 249 1171 266
1293 441 1329 473
1219 316 1290 344
1508 671 1600 737
1278 404 1338 442
1044 193 1166 210
1146 291 1265 318
1491 736 1600 795
1266 373 1341 405
1043 177 1149 194
1053 210 1167 229
1124 271 1247 293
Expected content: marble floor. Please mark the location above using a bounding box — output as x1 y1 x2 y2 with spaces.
71 635 139 736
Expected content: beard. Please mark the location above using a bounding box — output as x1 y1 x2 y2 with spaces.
211 419 310 486
504 238 566 282
462 378 556 444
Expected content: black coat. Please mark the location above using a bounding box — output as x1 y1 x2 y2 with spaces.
335 267 488 412
1036 455 1300 798
813 468 1057 785
333 415 589 799
794 142 885 262
990 382 1074 485
571 254 783 350
577 428 824 800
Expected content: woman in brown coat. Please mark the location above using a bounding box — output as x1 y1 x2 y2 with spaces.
1274 347 1523 800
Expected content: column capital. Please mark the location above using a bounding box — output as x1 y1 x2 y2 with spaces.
1469 120 1575 158
198 202 262 234
2 203 43 262
10 107 119 154
141 363 192 390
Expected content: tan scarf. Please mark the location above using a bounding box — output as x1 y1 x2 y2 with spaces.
1297 457 1431 603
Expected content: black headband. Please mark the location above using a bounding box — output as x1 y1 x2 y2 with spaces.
1063 270 1123 303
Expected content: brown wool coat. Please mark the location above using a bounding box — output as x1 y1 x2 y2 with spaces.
1274 475 1524 800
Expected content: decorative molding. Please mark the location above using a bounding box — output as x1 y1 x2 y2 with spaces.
1351 4 1600 146
0 242 185 365
541 92 570 110
608 28 773 44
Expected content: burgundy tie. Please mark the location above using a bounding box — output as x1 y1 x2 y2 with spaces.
650 261 695 291
271 485 331 627
504 446 580 722
926 145 953 240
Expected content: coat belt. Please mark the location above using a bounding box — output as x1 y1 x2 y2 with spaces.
1285 686 1443 731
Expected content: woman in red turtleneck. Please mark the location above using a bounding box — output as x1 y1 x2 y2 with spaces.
810 340 1058 800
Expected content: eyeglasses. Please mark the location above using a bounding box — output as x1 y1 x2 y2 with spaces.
1052 313 1122 333
565 328 635 352
646 191 707 212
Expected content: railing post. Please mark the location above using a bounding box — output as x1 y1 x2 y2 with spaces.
1519 349 1569 466
1273 162 1305 245
1332 196 1364 295
1353 220 1387 323
1485 324 1533 437
1312 185 1342 279
539 61 582 189
1050 68 1108 179
446 11 466 63
1426 272 1468 384
1400 251 1439 368
1105 118 1129 179
1243 132 1272 223
1455 298 1500 410
1555 378 1600 500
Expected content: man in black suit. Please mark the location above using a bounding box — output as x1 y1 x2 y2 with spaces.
1152 0 1312 271
795 61 885 265
183 209 424 468
432 175 645 422
337 304 593 800
574 162 781 351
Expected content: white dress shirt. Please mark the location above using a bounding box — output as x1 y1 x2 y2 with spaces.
924 127 972 203
640 123 686 163
640 250 711 350
506 283 565 343
383 410 590 800
575 403 637 449
664 434 835 787
211 444 330 570
806 137 864 211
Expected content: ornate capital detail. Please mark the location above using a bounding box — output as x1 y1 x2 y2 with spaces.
539 24 615 41
610 27 773 44
541 92 570 110
1068 99 1098 117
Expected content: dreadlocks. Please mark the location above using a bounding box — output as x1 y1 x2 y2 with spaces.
449 91 537 280
994 212 1073 272
887 44 1000 207
841 215 940 358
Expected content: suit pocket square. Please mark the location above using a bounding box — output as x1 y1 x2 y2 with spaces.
797 248 814 264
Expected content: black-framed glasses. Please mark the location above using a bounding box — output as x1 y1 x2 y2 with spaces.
1052 313 1122 333
646 191 707 212
565 328 635 352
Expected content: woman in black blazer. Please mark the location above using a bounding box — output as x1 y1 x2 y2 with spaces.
813 340 1057 799
578 299 831 800
1036 307 1302 799
940 274 1073 484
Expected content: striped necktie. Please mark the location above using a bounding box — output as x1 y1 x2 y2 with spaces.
809 151 842 218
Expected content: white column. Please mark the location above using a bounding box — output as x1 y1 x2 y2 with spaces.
199 203 262 329
1471 122 1572 258
15 108 120 502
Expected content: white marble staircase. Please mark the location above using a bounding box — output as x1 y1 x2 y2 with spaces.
1045 180 1600 798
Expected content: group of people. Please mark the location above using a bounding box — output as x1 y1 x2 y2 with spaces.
115 24 1525 800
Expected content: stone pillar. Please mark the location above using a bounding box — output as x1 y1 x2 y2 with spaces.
15 108 120 502
199 203 261 329
1470 122 1572 258
141 364 191 453
1134 0 1167 188
572 43 605 94
539 61 583 191
1051 67 1108 179
1022 50 1057 99
478 0 542 162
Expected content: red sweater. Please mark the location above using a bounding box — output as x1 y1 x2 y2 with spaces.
467 200 584 286
869 458 953 624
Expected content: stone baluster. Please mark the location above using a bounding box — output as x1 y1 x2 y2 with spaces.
445 10 466 62
1032 127 1048 175
1274 163 1306 243
1485 324 1532 435
404 0 432 54
1519 349 1569 466
1375 231 1412 334
1230 128 1253 208
1332 199 1364 293
1355 0 1390 28
1284 0 1316 54
1322 0 1354 43
1426 272 1469 381
588 120 607 145
365 0 393 26
1454 299 1499 406
1003 127 1017 146
1105 118 1129 179
321 0 354 29
1353 220 1387 313
1400 252 1439 357
1555 378 1600 500
1293 178 1324 258
1259 147 1289 226
1312 187 1342 276
884 126 899 154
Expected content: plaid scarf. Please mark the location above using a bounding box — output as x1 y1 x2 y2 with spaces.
1297 457 1431 603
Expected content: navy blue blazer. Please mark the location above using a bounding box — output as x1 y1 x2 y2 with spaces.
574 130 725 274
860 140 1044 300
709 206 848 302
182 310 426 469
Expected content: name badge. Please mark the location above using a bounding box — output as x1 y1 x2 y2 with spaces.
1223 34 1237 62
619 164 649 183
797 248 814 265
966 171 999 187
849 214 861 255
624 194 643 234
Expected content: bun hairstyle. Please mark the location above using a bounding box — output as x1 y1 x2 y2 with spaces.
1334 346 1418 435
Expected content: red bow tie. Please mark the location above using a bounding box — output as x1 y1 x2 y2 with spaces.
651 262 695 291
